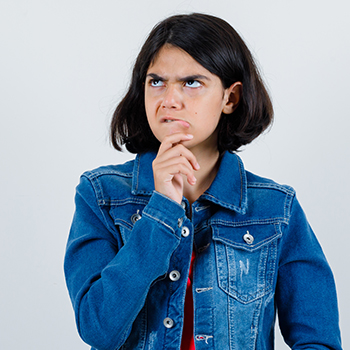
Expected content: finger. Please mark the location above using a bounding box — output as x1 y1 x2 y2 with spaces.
156 161 197 185
154 156 197 185
172 144 200 170
158 133 193 155
156 142 200 170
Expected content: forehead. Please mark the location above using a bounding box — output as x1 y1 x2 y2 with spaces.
147 44 211 76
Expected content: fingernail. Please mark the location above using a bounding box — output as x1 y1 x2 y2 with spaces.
195 162 200 170
186 134 194 139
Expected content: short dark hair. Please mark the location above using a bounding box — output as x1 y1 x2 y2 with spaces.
110 13 273 153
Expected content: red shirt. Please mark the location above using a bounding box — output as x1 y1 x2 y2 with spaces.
180 252 196 350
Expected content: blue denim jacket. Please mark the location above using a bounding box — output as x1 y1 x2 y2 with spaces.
64 151 342 350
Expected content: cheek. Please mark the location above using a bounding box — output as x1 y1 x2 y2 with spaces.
195 92 223 112
145 94 162 115
193 103 223 122
144 100 155 128
145 99 157 122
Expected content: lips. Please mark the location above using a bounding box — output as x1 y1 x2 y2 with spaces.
161 117 190 128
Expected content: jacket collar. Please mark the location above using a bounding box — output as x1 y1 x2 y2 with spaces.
132 151 247 214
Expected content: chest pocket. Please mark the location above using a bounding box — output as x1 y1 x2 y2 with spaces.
212 223 281 304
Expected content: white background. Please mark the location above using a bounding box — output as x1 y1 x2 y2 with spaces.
1 0 349 349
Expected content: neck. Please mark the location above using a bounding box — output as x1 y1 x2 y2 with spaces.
183 147 220 206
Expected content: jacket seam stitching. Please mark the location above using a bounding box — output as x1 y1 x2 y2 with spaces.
237 154 247 209
99 198 149 206
142 212 176 234
247 182 294 195
284 191 295 220
209 218 288 226
81 174 116 234
84 170 133 179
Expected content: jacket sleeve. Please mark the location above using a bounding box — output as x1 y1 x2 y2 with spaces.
276 195 342 349
64 175 185 350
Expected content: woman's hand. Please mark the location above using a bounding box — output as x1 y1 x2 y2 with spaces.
152 133 200 204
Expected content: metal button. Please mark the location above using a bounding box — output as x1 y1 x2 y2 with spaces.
181 201 186 209
169 270 181 281
181 226 190 237
163 317 174 328
177 217 183 227
130 210 142 224
243 231 254 245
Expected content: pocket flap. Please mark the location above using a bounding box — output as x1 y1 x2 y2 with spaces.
212 223 281 252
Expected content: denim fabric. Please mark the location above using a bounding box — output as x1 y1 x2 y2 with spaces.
64 151 342 350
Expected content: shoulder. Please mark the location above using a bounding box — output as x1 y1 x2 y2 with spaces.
82 158 135 181
245 170 295 196
76 158 137 205
242 163 296 224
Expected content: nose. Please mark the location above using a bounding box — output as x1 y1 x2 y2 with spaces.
161 84 182 110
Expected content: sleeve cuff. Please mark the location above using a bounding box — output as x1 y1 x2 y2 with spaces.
142 191 185 236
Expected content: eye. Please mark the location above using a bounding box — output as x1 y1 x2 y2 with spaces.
150 79 164 87
185 80 201 88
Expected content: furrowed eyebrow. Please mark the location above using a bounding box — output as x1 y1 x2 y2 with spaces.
146 73 210 82
181 75 209 82
146 73 164 81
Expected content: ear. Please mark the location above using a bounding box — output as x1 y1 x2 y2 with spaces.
222 82 242 114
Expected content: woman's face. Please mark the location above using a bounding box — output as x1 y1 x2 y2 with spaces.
144 45 235 153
